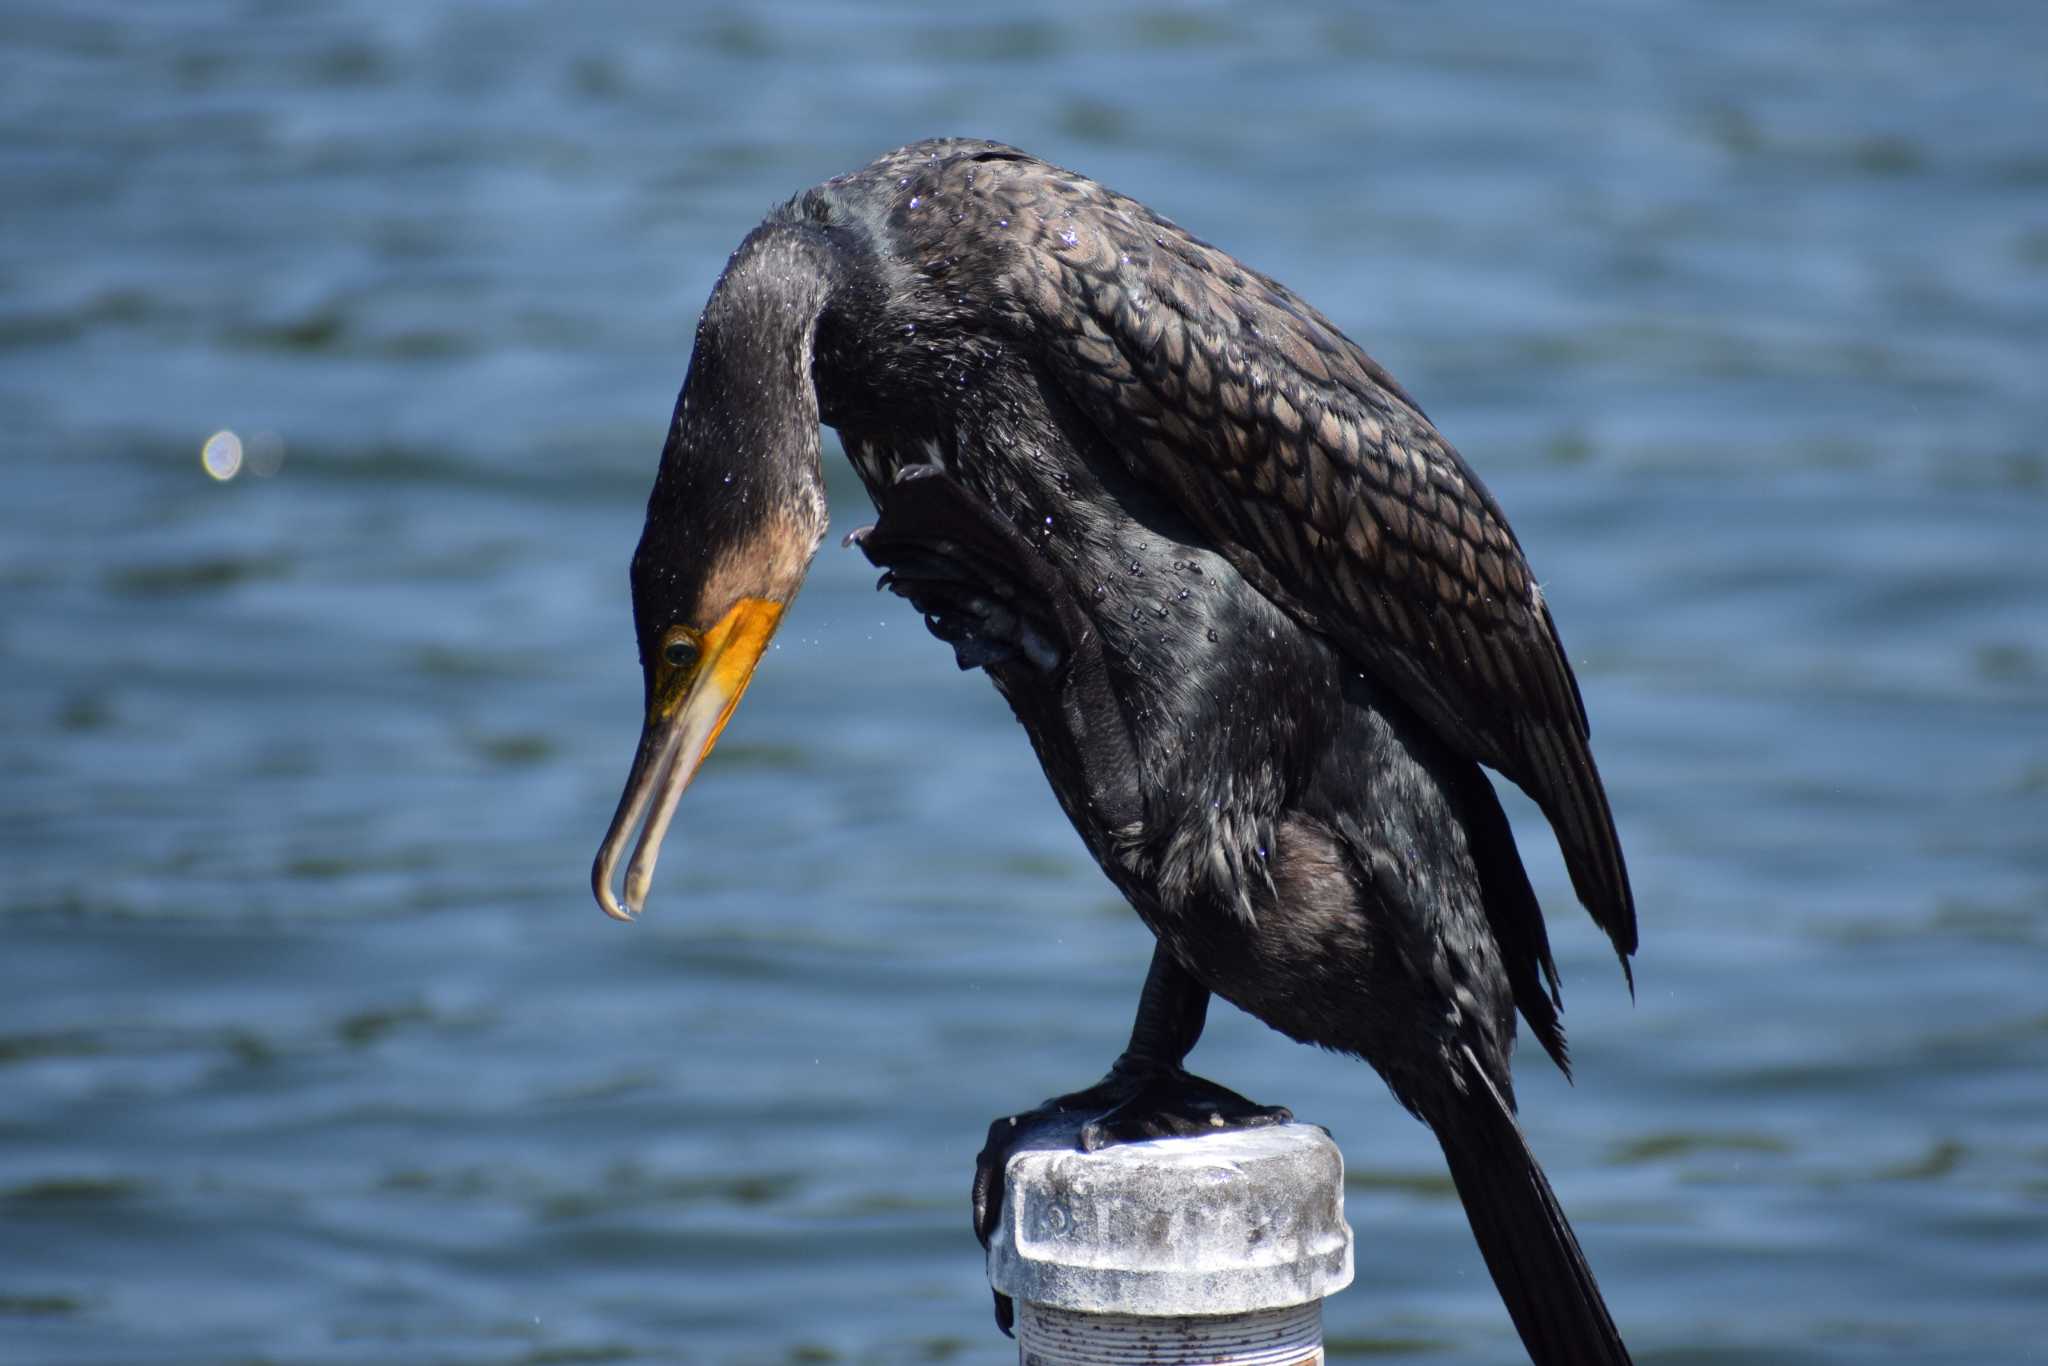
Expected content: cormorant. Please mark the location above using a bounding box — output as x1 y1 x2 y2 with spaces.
592 138 1636 1365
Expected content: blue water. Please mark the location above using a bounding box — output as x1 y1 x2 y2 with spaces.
4 3 2044 1362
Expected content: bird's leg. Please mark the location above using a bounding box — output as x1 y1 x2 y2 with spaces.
971 943 1293 1335
1080 943 1295 1148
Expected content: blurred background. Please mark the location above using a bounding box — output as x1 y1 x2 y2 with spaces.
3 2 2044 1362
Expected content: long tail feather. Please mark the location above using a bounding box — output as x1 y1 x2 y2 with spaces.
1431 1047 1631 1366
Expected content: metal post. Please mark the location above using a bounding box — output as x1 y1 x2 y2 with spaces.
986 1122 1354 1365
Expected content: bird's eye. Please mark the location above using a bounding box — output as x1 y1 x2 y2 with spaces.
663 637 699 669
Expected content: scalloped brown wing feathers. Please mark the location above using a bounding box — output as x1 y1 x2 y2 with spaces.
871 141 1635 961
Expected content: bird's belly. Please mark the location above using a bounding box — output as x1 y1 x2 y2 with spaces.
838 417 1357 942
1029 502 1360 923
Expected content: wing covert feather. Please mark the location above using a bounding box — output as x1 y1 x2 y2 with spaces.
867 141 1636 958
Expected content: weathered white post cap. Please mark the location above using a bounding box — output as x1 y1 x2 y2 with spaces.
987 1122 1354 1364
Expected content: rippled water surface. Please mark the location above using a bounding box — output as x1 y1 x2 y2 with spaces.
4 3 2045 1363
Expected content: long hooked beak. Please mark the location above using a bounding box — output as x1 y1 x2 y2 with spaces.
591 598 784 921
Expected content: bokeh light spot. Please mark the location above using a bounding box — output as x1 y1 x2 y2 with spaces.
247 429 285 477
201 429 244 481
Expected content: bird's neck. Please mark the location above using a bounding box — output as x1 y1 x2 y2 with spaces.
642 226 848 602
685 223 842 467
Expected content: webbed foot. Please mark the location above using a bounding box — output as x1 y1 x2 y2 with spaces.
855 466 1076 675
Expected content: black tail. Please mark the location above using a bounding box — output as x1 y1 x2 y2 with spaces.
1432 1047 1631 1366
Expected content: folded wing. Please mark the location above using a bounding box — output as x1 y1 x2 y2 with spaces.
879 142 1636 961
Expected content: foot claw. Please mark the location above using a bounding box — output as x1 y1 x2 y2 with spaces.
857 470 1073 676
991 1288 1015 1337
971 1064 1289 1254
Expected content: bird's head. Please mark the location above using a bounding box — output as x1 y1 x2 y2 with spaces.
592 224 842 921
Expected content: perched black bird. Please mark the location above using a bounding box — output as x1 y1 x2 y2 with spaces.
593 138 1636 1365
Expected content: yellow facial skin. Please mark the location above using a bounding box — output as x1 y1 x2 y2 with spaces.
592 597 786 921
646 598 783 738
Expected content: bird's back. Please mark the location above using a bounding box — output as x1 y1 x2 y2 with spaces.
794 139 1635 973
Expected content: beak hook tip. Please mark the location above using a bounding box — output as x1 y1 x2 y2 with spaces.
593 867 639 924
